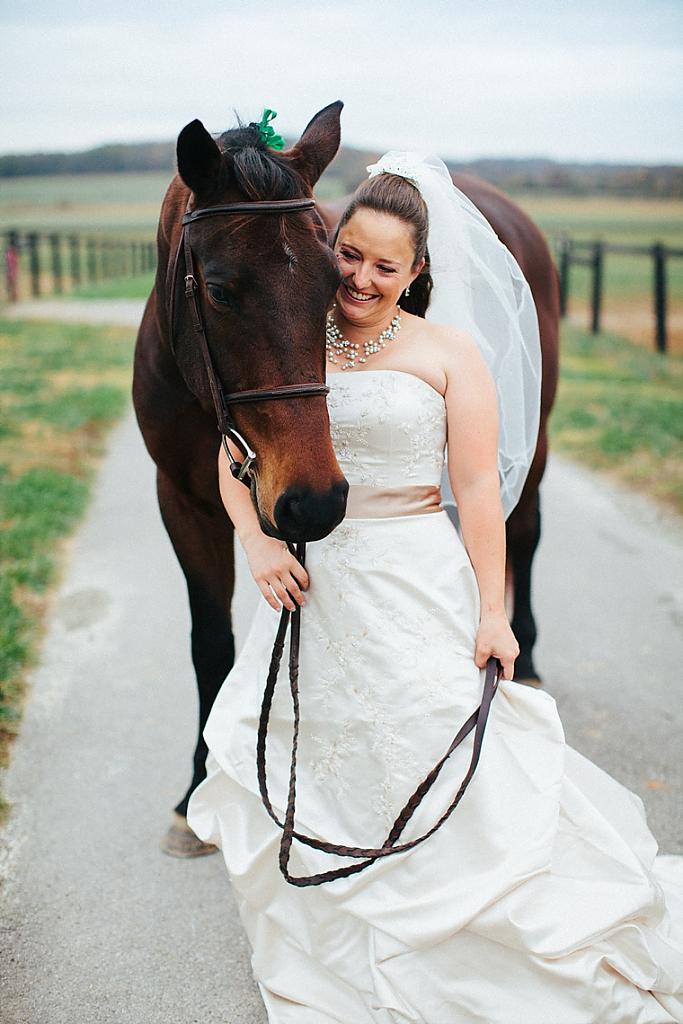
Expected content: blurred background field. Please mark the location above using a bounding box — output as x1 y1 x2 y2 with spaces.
2 164 682 351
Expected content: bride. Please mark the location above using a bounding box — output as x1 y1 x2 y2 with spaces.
187 152 683 1022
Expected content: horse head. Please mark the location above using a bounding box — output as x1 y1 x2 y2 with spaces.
167 102 347 542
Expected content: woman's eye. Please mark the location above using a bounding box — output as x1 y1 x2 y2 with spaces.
207 284 233 306
338 250 358 261
378 266 395 274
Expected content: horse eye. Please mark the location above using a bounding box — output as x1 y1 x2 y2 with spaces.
207 284 234 307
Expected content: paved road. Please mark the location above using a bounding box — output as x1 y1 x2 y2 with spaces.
3 298 147 329
1 298 682 1022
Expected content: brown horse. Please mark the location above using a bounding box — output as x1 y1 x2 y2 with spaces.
133 102 348 853
134 105 558 855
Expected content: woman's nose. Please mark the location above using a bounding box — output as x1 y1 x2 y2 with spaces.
352 264 373 291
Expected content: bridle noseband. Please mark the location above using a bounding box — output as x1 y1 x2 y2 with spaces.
172 196 329 485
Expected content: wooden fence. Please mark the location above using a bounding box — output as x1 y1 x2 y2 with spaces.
2 229 156 302
555 237 683 354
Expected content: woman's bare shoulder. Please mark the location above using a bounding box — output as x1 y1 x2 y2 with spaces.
408 316 482 371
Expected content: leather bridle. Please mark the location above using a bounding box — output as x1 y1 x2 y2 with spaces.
170 196 330 485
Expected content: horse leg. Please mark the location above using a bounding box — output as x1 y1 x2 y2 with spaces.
156 468 236 857
507 486 543 684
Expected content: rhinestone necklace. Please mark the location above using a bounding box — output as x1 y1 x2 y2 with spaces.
325 305 402 371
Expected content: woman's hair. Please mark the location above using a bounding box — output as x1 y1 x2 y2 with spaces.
335 173 433 318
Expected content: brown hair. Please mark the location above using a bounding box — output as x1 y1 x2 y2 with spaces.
335 173 433 317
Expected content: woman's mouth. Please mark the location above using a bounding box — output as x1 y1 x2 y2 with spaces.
343 282 377 304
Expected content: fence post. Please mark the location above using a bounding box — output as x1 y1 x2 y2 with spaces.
653 243 667 354
102 240 112 279
590 242 603 334
27 233 41 296
5 230 20 302
87 239 98 282
69 234 81 288
49 233 63 294
558 235 572 318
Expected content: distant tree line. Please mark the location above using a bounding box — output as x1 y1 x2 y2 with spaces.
1 139 680 198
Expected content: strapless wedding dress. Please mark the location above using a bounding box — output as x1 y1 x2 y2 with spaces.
187 369 683 1023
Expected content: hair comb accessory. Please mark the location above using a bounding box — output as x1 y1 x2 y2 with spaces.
254 108 285 151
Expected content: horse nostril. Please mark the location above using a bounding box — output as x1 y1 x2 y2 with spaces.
274 481 348 543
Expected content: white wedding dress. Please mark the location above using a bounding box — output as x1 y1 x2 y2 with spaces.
187 369 683 1024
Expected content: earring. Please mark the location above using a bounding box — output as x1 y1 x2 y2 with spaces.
405 285 411 297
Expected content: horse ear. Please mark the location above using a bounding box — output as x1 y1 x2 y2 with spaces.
286 101 343 188
177 119 222 195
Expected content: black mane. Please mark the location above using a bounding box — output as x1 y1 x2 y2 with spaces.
218 122 301 201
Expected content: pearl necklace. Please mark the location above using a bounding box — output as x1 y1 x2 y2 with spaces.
325 306 402 371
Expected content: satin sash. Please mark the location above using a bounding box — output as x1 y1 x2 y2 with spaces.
345 484 443 519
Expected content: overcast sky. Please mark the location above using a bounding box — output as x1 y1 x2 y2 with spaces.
1 0 681 163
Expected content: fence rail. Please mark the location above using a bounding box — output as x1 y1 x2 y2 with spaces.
555 236 682 354
3 229 156 302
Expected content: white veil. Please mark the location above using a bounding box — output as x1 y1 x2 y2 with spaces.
366 152 542 520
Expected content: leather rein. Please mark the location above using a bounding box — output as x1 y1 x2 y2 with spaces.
169 192 502 888
170 195 329 484
258 599 502 886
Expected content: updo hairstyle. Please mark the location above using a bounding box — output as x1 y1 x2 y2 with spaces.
335 173 433 318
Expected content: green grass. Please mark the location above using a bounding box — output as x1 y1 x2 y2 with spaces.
0 316 135 822
552 323 683 511
70 272 155 301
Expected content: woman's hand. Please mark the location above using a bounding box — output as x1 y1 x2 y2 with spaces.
474 610 520 681
242 533 309 612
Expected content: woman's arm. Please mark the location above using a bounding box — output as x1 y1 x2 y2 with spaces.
443 331 519 679
218 443 309 612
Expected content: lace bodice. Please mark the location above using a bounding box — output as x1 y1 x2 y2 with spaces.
327 370 446 487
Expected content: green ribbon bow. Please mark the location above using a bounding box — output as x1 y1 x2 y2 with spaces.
256 108 285 151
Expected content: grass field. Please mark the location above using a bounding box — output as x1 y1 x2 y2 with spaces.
551 323 683 512
72 272 155 301
515 193 683 354
2 171 682 351
0 316 135 821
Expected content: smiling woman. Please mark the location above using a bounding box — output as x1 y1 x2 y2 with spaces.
334 170 432 319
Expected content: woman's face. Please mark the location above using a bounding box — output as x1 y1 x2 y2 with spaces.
333 209 424 328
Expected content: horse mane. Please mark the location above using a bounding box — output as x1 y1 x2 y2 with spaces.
218 122 302 201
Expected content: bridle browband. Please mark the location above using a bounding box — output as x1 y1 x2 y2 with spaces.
172 195 329 484
182 197 317 223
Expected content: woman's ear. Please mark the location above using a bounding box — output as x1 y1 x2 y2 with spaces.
411 256 426 282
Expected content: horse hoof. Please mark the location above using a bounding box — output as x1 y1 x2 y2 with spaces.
160 812 218 859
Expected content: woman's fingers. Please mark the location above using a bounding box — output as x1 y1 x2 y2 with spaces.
282 572 306 606
285 554 309 592
257 579 280 612
270 577 296 612
500 654 516 681
475 642 517 680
